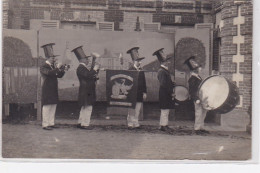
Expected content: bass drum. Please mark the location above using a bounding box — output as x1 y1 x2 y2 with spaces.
198 75 239 114
174 85 189 104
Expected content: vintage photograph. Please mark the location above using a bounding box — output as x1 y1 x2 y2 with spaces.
1 0 253 161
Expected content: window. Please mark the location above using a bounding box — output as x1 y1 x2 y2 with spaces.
175 15 182 23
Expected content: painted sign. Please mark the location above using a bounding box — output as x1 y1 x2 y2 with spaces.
106 70 139 108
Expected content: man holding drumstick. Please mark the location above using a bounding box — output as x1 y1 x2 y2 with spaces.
184 56 209 134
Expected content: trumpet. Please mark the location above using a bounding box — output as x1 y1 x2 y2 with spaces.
90 52 102 81
54 62 70 71
90 52 102 71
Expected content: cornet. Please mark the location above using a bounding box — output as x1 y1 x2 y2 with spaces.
54 62 70 71
90 52 101 71
90 52 102 81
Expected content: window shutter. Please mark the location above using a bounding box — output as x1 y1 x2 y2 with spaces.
143 23 161 32
41 20 59 29
97 22 114 31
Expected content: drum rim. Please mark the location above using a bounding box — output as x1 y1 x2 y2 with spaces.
175 85 188 89
198 75 230 110
174 85 189 102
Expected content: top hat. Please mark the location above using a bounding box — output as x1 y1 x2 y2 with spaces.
126 47 145 61
184 56 201 71
41 43 59 58
71 46 88 61
152 48 171 62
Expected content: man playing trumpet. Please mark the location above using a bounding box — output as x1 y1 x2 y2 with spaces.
40 43 66 130
72 46 100 130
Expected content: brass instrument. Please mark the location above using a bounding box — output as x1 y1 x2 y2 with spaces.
90 52 101 80
54 62 70 71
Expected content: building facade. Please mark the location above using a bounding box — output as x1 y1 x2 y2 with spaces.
5 0 213 31
3 0 253 131
212 0 252 131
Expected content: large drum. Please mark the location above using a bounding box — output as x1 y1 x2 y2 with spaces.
174 85 189 103
198 75 239 114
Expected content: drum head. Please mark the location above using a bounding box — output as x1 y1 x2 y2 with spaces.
199 76 229 110
175 86 189 102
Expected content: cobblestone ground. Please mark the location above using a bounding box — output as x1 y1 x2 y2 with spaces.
1 123 251 160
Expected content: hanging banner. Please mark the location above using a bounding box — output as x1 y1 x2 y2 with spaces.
106 70 139 108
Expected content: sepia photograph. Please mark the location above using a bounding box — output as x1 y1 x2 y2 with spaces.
0 0 256 162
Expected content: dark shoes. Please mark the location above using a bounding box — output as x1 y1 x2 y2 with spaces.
43 125 59 130
159 126 172 132
42 126 53 130
128 125 142 130
77 124 93 130
127 126 135 130
49 125 59 128
194 129 210 135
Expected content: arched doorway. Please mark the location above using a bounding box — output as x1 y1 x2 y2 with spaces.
173 37 216 122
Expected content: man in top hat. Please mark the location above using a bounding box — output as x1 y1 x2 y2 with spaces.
126 47 147 129
72 46 100 130
184 56 209 134
40 43 65 130
153 48 175 132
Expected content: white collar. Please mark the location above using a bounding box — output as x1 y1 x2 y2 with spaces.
79 62 90 70
160 64 168 70
134 64 141 71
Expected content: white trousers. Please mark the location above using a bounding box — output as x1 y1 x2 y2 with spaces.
160 109 170 126
194 102 207 130
78 105 93 127
127 102 142 127
42 104 57 127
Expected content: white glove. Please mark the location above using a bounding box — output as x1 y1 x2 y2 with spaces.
56 63 62 69
196 100 200 104
143 93 147 100
93 64 100 71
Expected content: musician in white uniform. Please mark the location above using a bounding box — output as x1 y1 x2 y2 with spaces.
184 56 209 134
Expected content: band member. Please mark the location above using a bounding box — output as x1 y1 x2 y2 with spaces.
126 47 147 129
71 46 100 130
153 48 175 132
40 43 65 130
184 56 209 134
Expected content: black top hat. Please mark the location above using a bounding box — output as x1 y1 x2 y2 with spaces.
41 43 59 58
71 46 88 61
126 47 145 61
153 48 171 62
184 56 201 71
